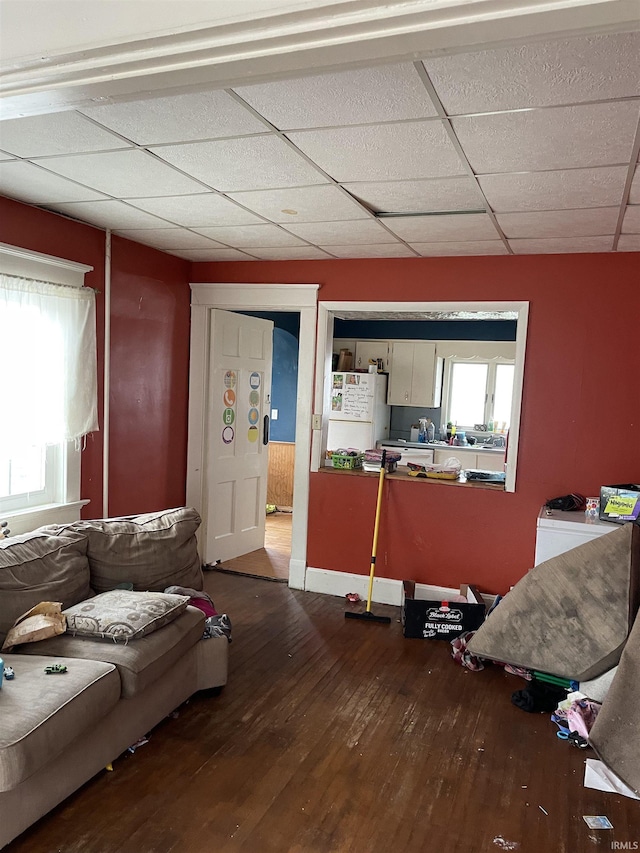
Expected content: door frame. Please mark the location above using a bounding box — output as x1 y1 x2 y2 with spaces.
186 283 319 589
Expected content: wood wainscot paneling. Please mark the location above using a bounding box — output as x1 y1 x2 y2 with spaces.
267 441 295 508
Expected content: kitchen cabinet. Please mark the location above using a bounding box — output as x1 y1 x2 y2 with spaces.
355 340 390 372
432 448 505 471
387 341 442 407
474 451 505 472
333 338 356 355
433 448 456 465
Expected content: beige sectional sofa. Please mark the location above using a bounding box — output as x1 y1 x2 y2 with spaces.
0 507 228 849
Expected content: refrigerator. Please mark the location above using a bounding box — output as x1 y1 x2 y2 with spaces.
327 371 390 452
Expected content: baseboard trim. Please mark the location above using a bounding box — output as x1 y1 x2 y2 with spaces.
288 558 306 590
303 568 482 608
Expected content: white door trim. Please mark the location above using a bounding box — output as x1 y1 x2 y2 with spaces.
313 300 529 493
187 283 319 589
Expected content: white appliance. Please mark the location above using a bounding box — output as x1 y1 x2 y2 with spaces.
327 371 390 452
534 507 616 565
378 441 434 466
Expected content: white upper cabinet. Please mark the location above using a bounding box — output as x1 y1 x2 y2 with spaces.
354 340 390 372
387 341 442 407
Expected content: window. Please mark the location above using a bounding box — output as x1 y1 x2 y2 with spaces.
0 243 96 531
448 358 515 430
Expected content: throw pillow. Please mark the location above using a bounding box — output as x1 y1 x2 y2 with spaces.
64 590 190 643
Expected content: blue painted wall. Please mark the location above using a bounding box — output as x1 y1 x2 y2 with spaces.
240 311 299 442
334 319 517 340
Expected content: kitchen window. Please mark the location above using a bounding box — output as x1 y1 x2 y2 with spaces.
448 359 515 430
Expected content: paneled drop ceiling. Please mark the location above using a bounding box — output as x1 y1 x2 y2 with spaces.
0 29 639 261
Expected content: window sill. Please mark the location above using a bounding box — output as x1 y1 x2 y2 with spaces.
3 500 91 537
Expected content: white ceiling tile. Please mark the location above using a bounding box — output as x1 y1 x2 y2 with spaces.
410 241 508 256
0 111 130 158
509 236 613 254
629 168 640 204
384 213 499 242
452 102 640 173
80 90 267 144
125 194 264 227
342 176 485 213
248 247 333 260
39 149 206 197
50 200 176 230
321 243 417 258
282 219 397 245
234 64 437 129
287 122 465 182
497 207 619 239
618 235 640 252
170 248 258 261
0 160 108 203
151 136 326 192
192 224 307 247
114 229 227 250
479 166 628 212
424 32 640 114
622 206 640 234
227 185 368 222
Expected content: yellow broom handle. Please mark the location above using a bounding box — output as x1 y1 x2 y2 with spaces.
366 454 386 612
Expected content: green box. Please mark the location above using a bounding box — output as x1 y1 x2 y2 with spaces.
331 453 363 470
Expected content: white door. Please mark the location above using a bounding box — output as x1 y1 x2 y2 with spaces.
204 309 273 563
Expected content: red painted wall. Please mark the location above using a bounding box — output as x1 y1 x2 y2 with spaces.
108 235 191 516
191 254 640 594
1 197 192 519
4 193 637 593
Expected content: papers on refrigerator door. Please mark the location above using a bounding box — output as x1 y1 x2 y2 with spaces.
331 372 374 419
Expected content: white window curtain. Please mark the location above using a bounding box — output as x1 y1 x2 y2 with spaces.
0 274 98 450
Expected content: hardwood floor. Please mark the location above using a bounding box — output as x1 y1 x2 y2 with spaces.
215 511 292 582
8 573 639 853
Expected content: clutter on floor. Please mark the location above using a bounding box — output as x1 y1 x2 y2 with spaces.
164 585 232 642
445 520 640 797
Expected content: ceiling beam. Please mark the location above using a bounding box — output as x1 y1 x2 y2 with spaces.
2 0 638 118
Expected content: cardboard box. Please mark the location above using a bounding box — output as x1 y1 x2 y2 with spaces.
402 581 486 640
599 484 640 524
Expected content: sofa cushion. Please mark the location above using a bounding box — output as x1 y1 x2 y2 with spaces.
16 606 205 698
0 530 91 641
64 590 189 642
0 653 120 792
67 507 203 593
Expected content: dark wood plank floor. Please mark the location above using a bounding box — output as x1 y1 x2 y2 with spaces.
8 573 639 853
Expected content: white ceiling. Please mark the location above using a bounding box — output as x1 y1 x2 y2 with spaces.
1 20 639 261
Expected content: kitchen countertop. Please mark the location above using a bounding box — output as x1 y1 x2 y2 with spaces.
318 465 505 489
379 440 506 454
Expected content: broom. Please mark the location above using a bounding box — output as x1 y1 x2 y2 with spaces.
345 449 391 624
